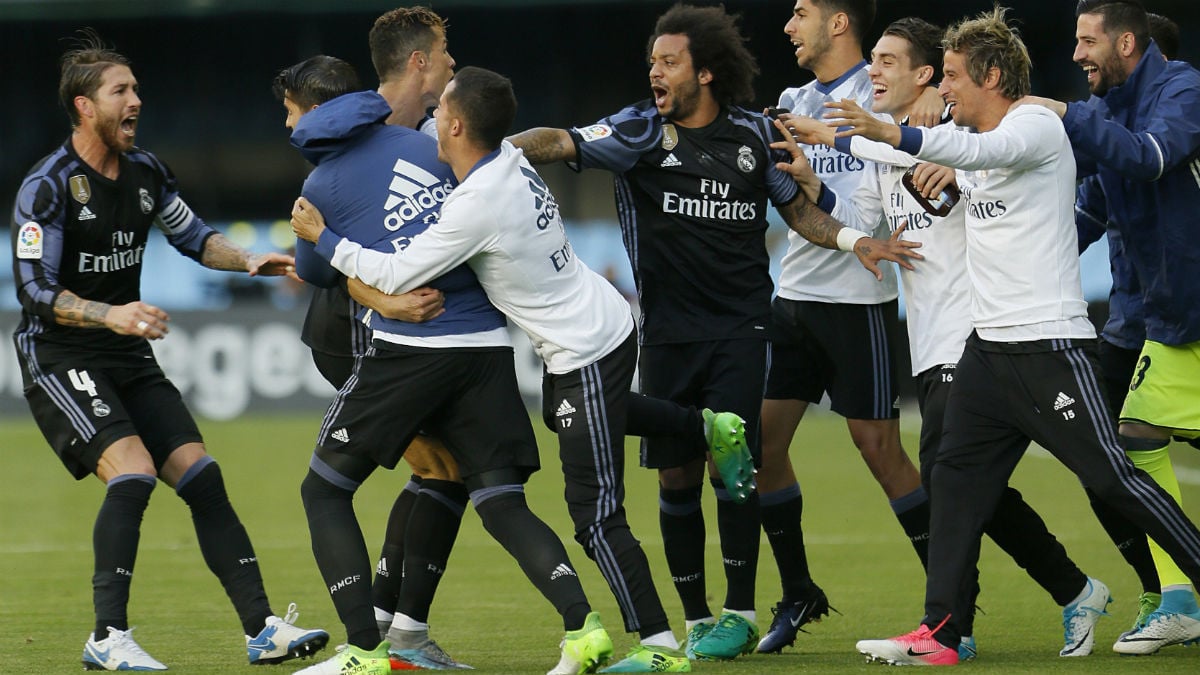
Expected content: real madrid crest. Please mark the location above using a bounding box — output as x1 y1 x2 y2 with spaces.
69 175 91 204
139 187 154 214
92 399 111 418
736 145 756 173
661 124 679 151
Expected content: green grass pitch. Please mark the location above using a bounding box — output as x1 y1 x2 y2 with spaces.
2 409 1199 673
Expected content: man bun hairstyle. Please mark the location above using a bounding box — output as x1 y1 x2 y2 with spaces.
59 28 130 127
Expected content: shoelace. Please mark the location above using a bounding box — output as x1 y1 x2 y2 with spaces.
709 615 746 640
281 601 300 625
106 626 155 660
1062 603 1106 642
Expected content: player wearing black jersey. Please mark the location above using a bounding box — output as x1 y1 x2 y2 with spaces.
11 35 328 671
510 3 919 661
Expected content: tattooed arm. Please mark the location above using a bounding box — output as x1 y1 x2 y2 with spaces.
200 232 297 278
777 195 923 280
508 128 576 164
53 290 170 339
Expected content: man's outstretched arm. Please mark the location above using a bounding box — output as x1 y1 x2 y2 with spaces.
508 128 576 164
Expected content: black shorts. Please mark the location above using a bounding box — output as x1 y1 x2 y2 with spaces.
315 346 539 481
638 338 767 469
21 358 202 480
765 297 901 420
312 350 356 390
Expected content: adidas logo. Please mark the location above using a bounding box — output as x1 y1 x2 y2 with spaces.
1053 392 1076 411
549 563 577 581
331 428 350 443
383 158 454 229
78 205 97 221
556 399 576 417
660 153 682 168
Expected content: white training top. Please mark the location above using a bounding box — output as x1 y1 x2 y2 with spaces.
830 130 972 375
905 105 1094 342
327 141 635 374
777 64 898 304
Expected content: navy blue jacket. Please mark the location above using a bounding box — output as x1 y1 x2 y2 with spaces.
1076 176 1144 351
290 91 505 339
1062 42 1200 345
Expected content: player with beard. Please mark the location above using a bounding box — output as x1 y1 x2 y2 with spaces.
831 8 1200 664
11 33 328 671
1020 0 1200 653
779 16 1113 660
510 2 919 661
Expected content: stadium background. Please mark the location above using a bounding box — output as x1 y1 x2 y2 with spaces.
3 0 1198 417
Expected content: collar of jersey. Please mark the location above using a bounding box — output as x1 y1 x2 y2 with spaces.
813 60 867 96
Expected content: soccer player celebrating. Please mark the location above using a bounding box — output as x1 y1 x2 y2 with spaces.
777 16 1112 659
828 7 1200 665
1019 0 1200 652
11 34 328 671
509 2 919 661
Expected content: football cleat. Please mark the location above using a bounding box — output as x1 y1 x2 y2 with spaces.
291 642 393 675
598 645 690 672
247 602 329 664
683 622 712 660
1060 578 1111 656
703 410 755 504
387 628 473 670
756 585 835 653
690 613 758 660
1119 591 1162 638
82 627 167 671
1113 607 1200 655
856 622 959 666
957 636 977 662
547 612 613 675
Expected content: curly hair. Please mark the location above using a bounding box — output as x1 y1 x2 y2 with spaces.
648 3 759 106
942 6 1031 100
59 29 131 127
369 6 446 82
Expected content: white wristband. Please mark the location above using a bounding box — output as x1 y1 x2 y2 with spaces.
836 227 868 252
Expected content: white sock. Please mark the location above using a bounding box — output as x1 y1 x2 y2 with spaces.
723 608 756 623
685 617 715 631
640 630 679 650
391 613 429 632
374 607 394 624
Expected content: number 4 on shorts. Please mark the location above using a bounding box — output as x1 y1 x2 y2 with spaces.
69 368 99 397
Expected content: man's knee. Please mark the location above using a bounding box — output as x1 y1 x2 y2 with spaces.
658 461 703 491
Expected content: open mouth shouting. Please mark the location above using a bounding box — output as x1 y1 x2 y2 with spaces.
120 114 138 138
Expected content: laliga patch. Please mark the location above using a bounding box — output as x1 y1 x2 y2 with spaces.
661 124 678 151
69 175 91 204
16 222 43 259
577 124 612 142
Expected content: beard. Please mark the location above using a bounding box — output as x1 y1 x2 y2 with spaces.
95 109 134 152
663 75 702 121
1089 50 1126 96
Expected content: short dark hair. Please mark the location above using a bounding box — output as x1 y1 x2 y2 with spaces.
272 55 360 109
882 17 944 73
809 0 876 43
648 3 759 106
369 6 446 83
1147 12 1179 60
59 29 131 127
1075 0 1150 55
446 66 516 150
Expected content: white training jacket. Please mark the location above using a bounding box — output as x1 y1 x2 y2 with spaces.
777 63 898 304
828 128 973 375
897 105 1094 342
325 141 635 374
